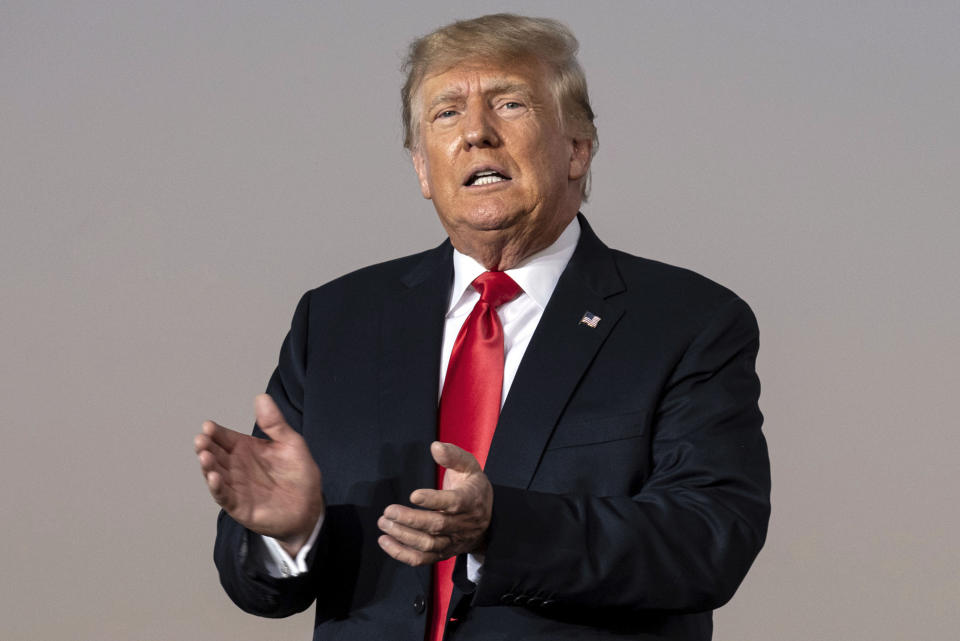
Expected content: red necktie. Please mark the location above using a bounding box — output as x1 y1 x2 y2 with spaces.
429 271 521 641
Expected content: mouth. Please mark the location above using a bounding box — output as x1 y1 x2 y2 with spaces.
464 168 511 187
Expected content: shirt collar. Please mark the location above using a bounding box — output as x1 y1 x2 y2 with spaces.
447 216 581 314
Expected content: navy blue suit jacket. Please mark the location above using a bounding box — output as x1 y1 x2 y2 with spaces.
214 215 771 640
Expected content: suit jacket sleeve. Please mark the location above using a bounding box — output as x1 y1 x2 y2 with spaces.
474 295 770 614
212 291 327 617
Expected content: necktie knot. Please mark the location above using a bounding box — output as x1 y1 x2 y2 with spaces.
472 271 521 309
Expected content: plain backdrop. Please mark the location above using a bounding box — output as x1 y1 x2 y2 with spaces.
2 2 957 640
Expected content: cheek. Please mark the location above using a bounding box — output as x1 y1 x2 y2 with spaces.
444 137 461 156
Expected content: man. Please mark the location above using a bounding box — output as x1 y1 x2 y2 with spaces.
195 14 770 641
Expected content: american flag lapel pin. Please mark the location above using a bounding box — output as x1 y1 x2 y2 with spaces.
579 311 601 328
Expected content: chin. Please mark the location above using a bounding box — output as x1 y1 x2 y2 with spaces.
458 202 529 232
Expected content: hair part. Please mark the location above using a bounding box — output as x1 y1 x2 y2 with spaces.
401 13 598 198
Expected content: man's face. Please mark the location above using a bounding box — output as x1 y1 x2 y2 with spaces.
412 57 591 265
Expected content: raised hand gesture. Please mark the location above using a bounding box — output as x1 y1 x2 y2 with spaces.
195 394 324 556
377 442 493 566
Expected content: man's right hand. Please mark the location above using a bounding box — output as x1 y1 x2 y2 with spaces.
194 394 324 557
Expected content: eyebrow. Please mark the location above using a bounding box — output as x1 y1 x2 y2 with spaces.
425 81 534 113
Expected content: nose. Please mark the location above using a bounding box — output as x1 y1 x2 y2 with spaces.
461 106 500 149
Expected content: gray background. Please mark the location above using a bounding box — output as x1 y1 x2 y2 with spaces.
2 1 957 639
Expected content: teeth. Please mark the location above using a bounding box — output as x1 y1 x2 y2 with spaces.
474 175 505 186
469 169 508 186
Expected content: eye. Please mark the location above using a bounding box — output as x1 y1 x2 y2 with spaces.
497 100 527 116
436 109 458 120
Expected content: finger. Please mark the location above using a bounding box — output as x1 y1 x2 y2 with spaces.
431 441 481 475
194 433 229 461
377 515 447 553
382 504 447 535
409 488 466 513
197 449 230 482
202 420 243 452
377 534 439 567
253 394 296 442
204 470 234 509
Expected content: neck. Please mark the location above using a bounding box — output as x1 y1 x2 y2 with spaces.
448 211 578 272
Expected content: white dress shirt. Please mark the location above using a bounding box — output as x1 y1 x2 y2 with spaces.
260 217 581 579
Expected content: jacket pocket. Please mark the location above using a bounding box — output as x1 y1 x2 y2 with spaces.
546 409 648 450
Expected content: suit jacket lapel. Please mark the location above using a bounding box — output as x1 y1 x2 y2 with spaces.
379 240 452 591
379 241 453 488
485 215 626 489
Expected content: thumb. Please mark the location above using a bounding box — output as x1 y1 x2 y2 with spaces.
431 441 481 475
254 394 295 441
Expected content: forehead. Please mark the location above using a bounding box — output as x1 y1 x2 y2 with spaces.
418 58 549 104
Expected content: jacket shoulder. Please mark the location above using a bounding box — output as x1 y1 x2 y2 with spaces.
611 250 743 305
301 241 451 308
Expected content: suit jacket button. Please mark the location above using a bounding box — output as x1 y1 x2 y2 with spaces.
412 594 426 614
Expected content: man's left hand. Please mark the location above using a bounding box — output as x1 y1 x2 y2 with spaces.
377 441 492 567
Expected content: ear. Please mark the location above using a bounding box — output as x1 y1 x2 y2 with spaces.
411 149 432 200
567 137 593 181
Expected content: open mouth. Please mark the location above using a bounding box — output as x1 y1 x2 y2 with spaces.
465 169 511 186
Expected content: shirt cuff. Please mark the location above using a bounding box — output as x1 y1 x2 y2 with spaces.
466 552 484 584
259 515 325 578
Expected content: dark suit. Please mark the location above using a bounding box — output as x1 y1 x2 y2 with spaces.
214 215 771 640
